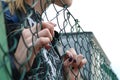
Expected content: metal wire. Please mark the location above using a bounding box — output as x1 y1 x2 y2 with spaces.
0 0 118 80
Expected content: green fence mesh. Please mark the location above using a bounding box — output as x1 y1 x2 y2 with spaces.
0 0 118 80
0 2 11 80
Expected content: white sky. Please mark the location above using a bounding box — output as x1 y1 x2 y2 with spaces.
69 0 120 79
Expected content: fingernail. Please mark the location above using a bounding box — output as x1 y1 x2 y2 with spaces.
69 57 73 62
73 59 76 63
72 67 74 70
50 36 53 41
49 22 56 27
83 56 85 59
53 24 56 27
51 23 56 27
68 55 72 58
45 44 51 50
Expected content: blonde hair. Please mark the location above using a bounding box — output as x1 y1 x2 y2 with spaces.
15 0 26 13
6 0 26 14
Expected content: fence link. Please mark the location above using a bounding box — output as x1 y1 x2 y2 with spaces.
0 0 118 80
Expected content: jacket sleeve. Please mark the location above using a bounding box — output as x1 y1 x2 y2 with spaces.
3 2 21 79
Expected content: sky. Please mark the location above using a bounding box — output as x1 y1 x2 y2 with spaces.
69 0 120 79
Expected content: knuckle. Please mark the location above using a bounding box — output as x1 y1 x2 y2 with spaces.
39 38 44 44
44 28 50 33
22 29 30 38
22 30 26 35
50 25 54 29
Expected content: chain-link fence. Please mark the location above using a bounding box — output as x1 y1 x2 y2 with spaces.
0 0 118 80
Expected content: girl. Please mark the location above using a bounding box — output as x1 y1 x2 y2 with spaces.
3 0 87 80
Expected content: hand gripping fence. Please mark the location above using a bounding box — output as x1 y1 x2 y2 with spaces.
0 0 118 80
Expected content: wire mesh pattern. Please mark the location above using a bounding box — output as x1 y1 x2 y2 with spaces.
0 0 118 80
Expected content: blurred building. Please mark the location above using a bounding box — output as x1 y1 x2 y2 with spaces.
60 32 118 80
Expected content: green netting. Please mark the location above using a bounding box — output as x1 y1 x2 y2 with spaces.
0 2 11 80
0 0 118 80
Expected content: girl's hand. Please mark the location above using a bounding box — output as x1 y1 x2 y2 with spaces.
14 22 55 71
63 48 87 80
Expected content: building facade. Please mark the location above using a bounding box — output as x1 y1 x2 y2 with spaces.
60 32 118 80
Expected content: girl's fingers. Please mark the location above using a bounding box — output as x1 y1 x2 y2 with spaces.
34 37 51 53
26 28 53 46
72 54 87 69
76 54 84 65
48 22 56 26
64 57 73 68
23 22 54 47
42 22 55 37
38 28 53 41
69 48 77 55
64 50 73 60
69 48 77 64
30 22 55 38
44 44 51 50
64 48 77 64
79 58 87 68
